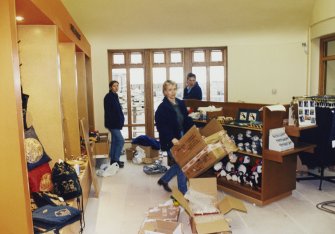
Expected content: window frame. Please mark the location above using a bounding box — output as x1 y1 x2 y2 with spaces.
108 47 227 139
319 34 335 95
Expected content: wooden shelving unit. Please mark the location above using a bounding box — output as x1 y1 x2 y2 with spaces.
223 123 263 132
185 100 315 206
237 150 262 159
1 1 95 233
285 125 317 137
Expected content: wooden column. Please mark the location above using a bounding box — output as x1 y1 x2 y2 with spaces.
0 0 33 233
76 52 89 132
85 56 95 131
59 43 81 158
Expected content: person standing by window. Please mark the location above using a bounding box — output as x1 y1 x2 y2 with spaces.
155 80 194 194
104 81 125 168
183 72 202 100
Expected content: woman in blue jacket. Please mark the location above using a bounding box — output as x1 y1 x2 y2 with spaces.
155 80 194 194
104 80 125 168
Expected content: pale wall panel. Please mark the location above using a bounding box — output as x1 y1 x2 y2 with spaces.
18 25 65 162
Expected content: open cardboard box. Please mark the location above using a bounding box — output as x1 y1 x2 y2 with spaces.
172 177 247 234
131 144 159 158
147 205 180 222
139 220 183 234
171 119 237 178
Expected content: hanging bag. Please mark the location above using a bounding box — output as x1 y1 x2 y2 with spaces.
51 161 85 232
51 161 82 200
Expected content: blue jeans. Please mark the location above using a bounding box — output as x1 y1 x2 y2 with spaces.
160 151 187 194
108 129 124 162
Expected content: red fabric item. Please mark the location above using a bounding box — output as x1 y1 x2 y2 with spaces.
28 163 53 192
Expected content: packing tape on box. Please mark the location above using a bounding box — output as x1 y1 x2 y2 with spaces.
181 146 209 173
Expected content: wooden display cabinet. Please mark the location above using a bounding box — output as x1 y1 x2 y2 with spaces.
186 100 315 206
1 0 95 233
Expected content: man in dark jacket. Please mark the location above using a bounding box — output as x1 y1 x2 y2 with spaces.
183 72 202 100
155 80 194 194
104 80 125 168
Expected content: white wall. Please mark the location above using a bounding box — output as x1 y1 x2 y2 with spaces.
90 31 309 132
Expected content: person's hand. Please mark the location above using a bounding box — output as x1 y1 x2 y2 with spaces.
172 138 179 145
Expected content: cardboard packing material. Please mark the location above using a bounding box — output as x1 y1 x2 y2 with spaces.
139 220 183 234
172 177 247 234
171 119 237 178
147 205 180 222
132 144 159 158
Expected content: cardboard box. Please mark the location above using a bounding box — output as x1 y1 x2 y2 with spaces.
172 177 247 234
132 144 159 158
171 119 237 178
147 205 180 222
139 220 183 234
93 138 109 156
126 148 136 160
207 110 224 120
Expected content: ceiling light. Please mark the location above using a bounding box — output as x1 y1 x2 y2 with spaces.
16 16 24 21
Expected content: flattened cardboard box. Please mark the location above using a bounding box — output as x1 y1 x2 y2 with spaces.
172 177 247 234
171 119 237 178
139 220 183 234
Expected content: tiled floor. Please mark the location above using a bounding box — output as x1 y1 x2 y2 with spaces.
83 155 335 234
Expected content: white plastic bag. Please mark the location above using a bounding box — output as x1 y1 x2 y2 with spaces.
96 162 119 177
132 146 146 164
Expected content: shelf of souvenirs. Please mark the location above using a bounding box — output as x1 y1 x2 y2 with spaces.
217 177 262 199
192 119 263 132
262 142 316 163
236 150 262 159
285 124 318 137
199 170 262 197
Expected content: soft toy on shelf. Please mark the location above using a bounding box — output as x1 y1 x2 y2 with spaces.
214 153 238 181
236 155 251 185
250 159 262 189
251 135 262 155
245 130 253 144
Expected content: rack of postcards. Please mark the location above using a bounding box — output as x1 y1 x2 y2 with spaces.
289 96 317 127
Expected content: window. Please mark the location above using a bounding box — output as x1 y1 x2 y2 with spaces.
319 35 335 95
108 47 227 139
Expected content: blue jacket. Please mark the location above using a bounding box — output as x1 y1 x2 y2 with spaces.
155 97 194 151
104 91 125 129
183 82 202 100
